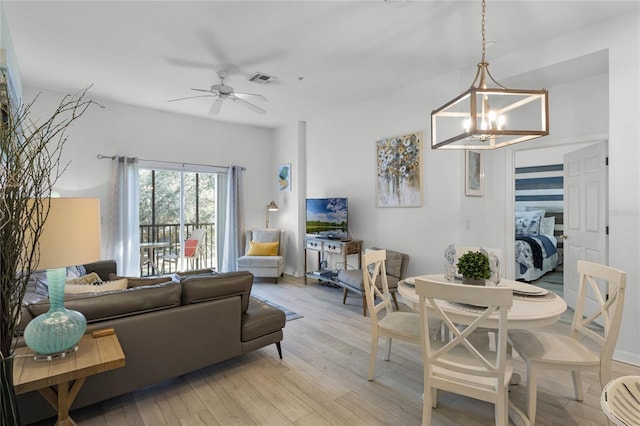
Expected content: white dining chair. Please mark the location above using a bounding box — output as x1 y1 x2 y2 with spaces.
415 277 514 426
508 260 627 425
363 249 421 381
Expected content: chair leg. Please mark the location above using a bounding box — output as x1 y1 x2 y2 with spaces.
391 292 399 310
496 384 508 426
276 342 282 359
362 295 367 316
384 337 392 361
422 385 433 426
572 370 584 401
526 363 538 426
368 330 378 381
342 288 348 305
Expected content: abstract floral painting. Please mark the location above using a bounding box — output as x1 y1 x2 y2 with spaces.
376 131 423 207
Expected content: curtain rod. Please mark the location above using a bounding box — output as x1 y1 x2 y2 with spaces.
96 154 246 170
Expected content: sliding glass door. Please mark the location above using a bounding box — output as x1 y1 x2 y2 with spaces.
138 167 218 275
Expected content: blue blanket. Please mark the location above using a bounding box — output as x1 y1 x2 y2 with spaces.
516 235 558 273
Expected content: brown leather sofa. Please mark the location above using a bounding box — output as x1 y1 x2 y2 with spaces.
17 260 285 425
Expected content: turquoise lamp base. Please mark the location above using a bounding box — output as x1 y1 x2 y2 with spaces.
23 267 87 356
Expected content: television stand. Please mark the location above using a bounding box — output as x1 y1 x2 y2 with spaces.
304 237 362 284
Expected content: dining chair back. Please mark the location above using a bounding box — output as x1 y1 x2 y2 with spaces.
415 277 514 426
363 249 420 381
508 260 627 425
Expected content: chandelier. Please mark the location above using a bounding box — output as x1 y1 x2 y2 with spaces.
431 0 549 150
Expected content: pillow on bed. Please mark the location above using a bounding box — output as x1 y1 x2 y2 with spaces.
540 216 555 236
515 209 545 236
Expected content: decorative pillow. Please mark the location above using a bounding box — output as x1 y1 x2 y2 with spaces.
64 278 128 294
66 272 102 286
247 241 279 256
515 209 545 236
540 216 556 236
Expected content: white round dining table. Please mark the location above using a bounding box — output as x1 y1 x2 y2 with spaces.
398 274 568 330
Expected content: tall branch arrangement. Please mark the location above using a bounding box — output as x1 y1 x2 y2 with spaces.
0 86 98 360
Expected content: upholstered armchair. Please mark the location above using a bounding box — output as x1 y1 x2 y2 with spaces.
337 247 410 316
236 228 285 283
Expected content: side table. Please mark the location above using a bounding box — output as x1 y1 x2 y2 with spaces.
13 331 126 426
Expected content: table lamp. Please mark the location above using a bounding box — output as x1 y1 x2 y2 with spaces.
23 198 102 358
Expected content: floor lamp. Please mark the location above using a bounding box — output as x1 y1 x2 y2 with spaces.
265 200 278 228
23 198 102 359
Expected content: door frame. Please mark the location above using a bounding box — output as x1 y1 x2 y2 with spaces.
505 133 608 280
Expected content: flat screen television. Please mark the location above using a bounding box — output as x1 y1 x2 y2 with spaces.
306 197 349 239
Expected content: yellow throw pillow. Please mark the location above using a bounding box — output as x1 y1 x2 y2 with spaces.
247 241 279 256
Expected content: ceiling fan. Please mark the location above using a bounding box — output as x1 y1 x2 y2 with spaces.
168 71 266 115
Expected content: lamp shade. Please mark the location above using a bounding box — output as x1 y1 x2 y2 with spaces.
267 201 279 211
34 197 102 270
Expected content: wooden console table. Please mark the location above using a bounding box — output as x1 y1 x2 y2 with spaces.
14 331 126 426
304 237 362 284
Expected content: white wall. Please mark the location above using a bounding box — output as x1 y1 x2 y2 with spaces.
301 13 640 365
23 86 275 260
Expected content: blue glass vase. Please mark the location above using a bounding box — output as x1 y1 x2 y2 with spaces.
23 267 87 355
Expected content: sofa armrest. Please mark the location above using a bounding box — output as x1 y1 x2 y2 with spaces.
181 271 253 312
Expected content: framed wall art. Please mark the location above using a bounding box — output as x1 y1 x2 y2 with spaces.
278 163 291 192
465 150 484 196
376 131 423 207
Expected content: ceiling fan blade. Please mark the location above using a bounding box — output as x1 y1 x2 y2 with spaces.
209 98 223 115
168 94 214 103
230 96 266 115
234 92 267 102
190 88 215 93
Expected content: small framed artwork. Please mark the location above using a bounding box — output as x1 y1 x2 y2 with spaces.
278 163 291 192
465 150 484 196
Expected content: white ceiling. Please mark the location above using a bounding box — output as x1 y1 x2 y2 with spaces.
3 1 638 129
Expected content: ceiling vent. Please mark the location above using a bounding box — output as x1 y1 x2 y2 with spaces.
249 72 277 84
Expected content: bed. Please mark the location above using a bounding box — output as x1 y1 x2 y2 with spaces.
514 209 559 281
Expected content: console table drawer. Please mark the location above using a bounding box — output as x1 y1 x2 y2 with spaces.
324 242 343 254
305 240 323 251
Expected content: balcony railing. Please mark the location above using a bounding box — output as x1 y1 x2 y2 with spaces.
139 223 216 276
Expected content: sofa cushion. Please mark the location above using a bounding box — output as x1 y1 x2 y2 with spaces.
247 241 279 256
241 297 286 342
26 281 182 323
181 271 253 313
251 228 280 243
64 278 129 294
109 273 173 288
236 256 284 268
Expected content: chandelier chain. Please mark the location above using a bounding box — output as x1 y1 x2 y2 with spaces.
481 0 486 62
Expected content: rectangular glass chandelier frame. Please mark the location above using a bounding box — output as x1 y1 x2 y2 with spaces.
431 87 549 150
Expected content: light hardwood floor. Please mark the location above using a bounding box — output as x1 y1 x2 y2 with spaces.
33 275 640 426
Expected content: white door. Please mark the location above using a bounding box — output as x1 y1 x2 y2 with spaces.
563 141 608 313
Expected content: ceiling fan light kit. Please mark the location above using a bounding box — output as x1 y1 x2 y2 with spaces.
168 70 267 115
431 0 549 150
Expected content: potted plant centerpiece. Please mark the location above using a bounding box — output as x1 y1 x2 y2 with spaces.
457 250 491 285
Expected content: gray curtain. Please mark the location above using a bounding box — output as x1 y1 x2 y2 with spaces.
220 166 245 272
106 156 140 276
